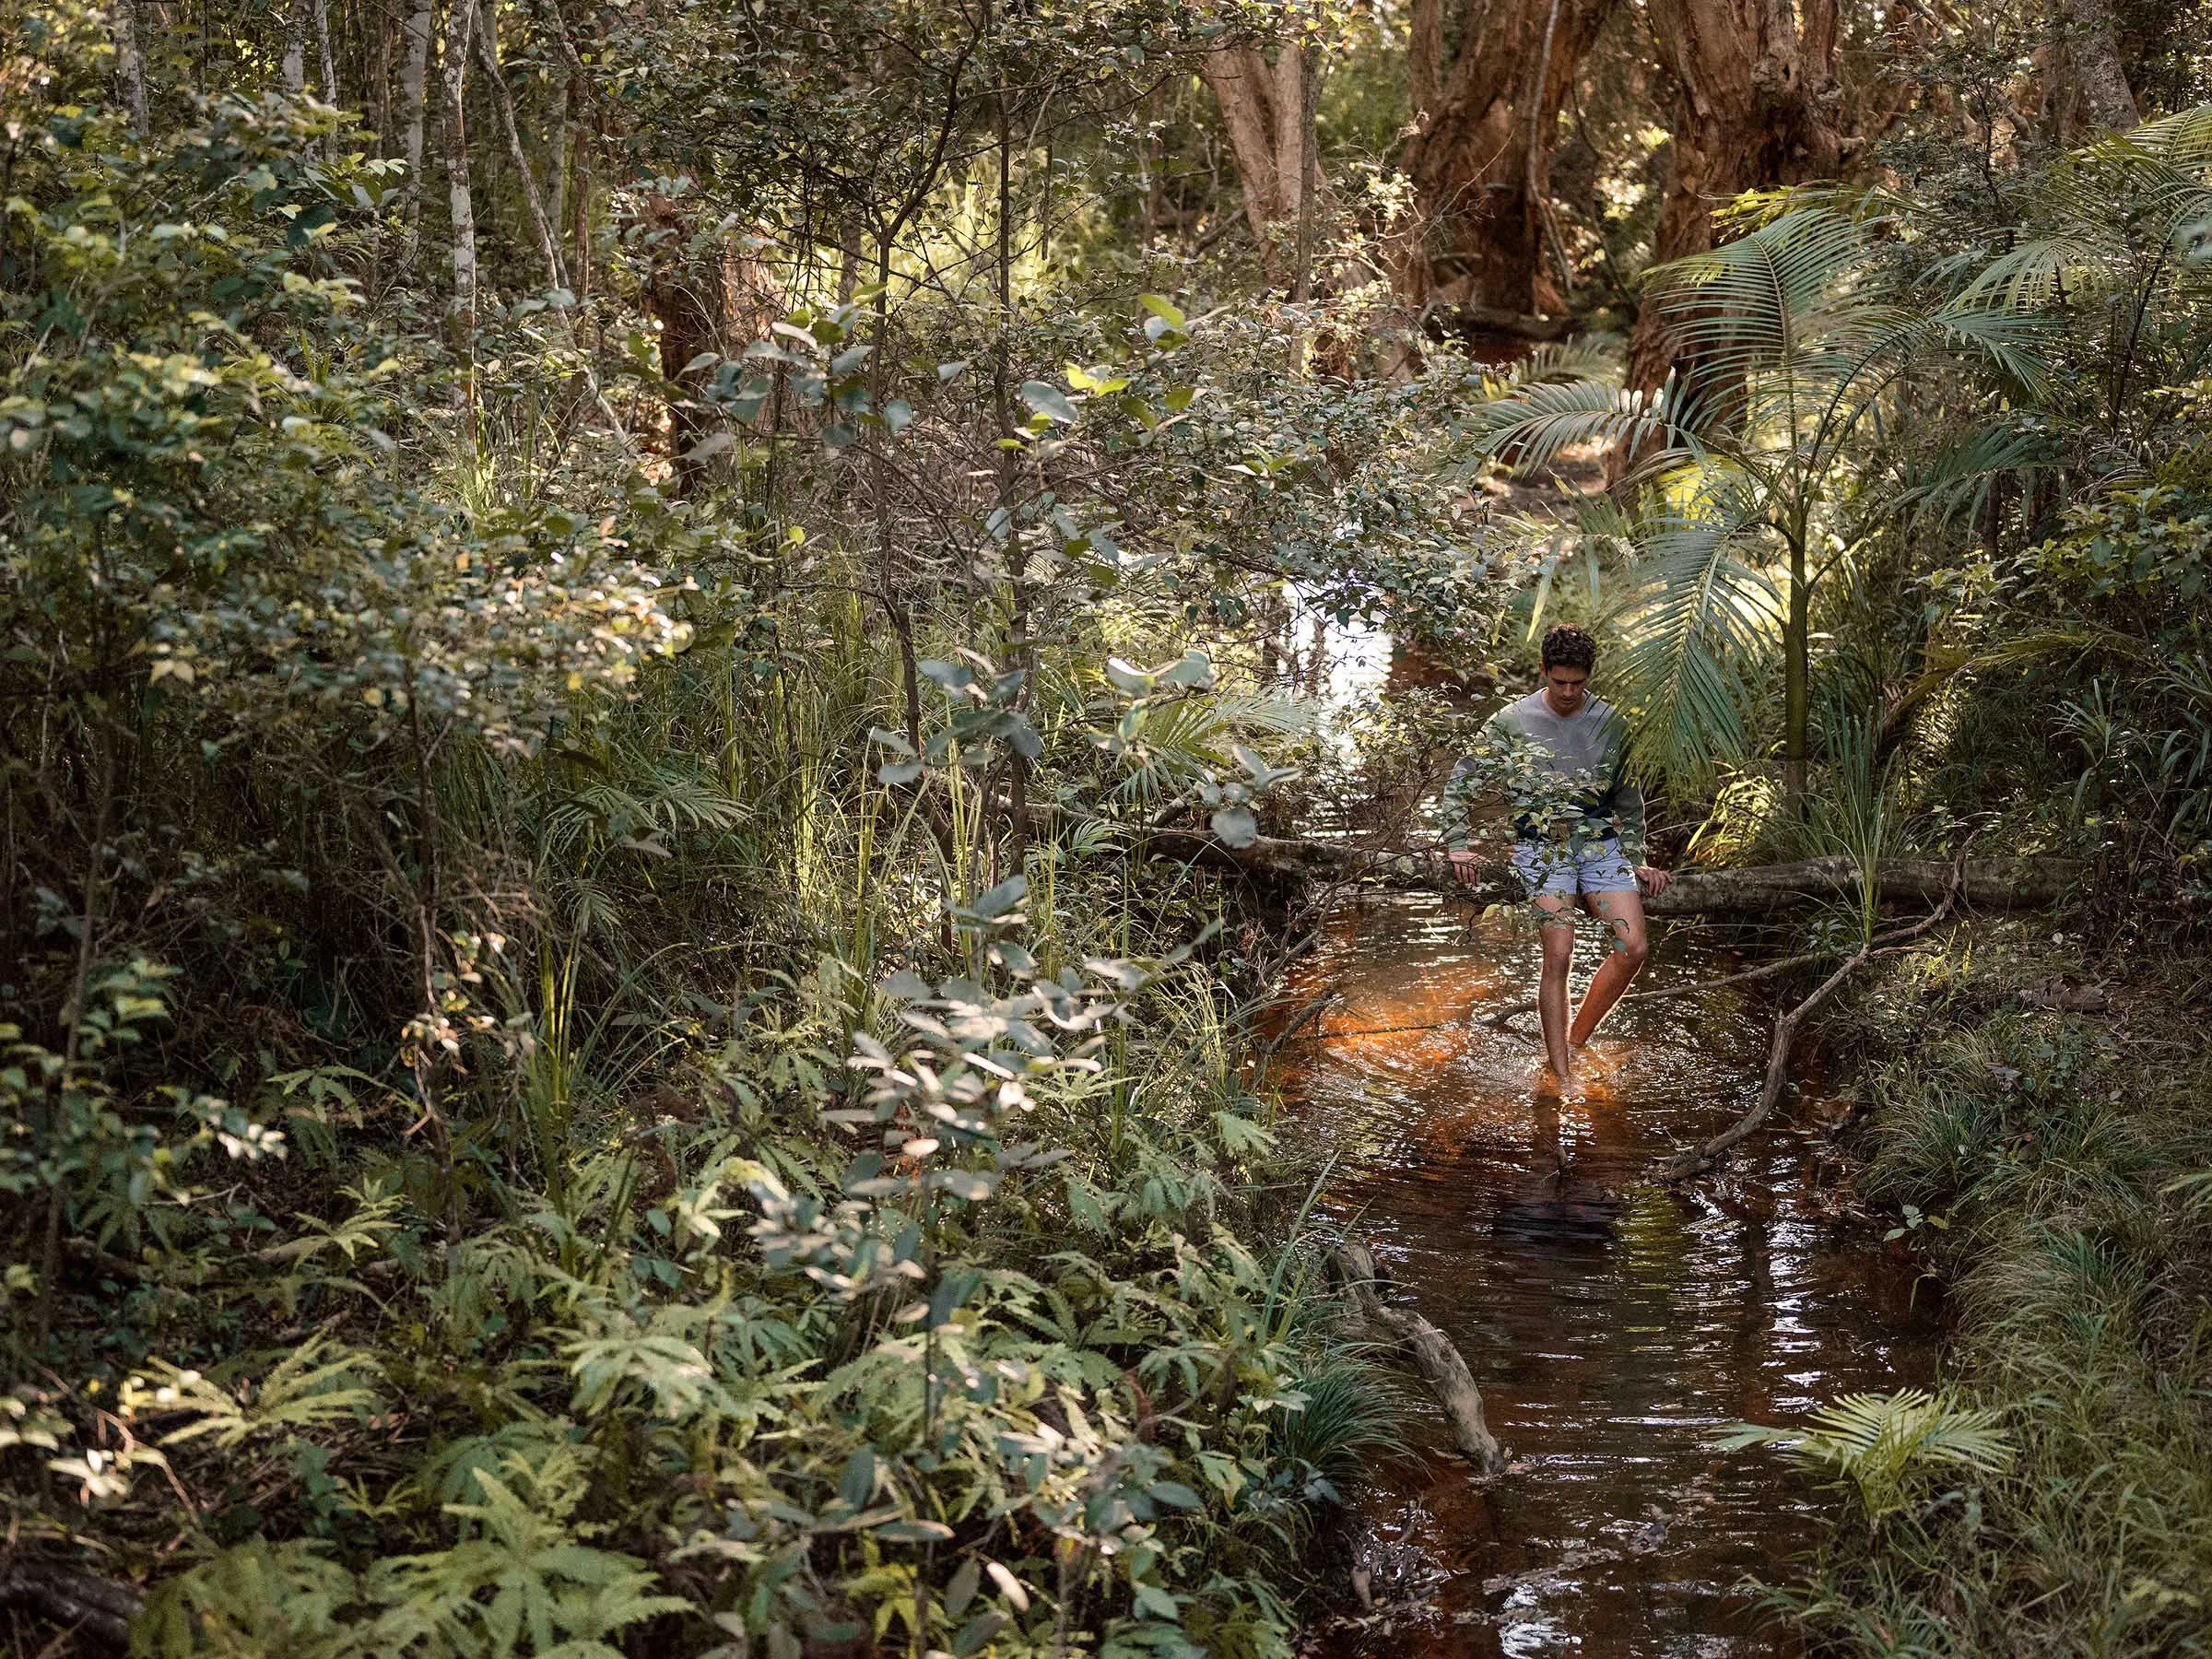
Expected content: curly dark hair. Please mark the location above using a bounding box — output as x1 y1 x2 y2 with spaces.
1540 624 1598 673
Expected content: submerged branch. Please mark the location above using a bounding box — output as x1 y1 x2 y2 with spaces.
1476 910 1951 1030
1329 1239 1505 1474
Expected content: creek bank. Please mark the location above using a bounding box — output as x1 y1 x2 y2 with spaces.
1747 918 2212 1654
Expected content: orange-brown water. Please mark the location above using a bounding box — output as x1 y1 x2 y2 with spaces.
1280 893 1938 1657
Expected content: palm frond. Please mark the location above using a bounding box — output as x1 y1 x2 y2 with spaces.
1925 303 2059 396
1606 472 1783 786
2133 103 2212 169
1893 421 2068 524
1512 333 1625 383
1647 208 1882 390
1718 1388 2014 1527
1459 379 1684 477
1959 232 2127 312
1110 694 1312 805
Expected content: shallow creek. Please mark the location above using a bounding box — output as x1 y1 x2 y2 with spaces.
1277 892 1939 1657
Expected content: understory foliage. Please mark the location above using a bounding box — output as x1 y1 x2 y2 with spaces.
0 8 1478 1654
9 0 2212 1651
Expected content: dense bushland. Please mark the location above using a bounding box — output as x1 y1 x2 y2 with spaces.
0 9 1486 1654
1749 934 2212 1656
6 0 2212 1653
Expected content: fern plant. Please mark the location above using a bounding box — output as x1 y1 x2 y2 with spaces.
1717 1388 2015 1531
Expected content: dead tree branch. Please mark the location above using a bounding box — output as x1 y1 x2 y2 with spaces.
1659 890 1961 1182
1329 1239 1504 1474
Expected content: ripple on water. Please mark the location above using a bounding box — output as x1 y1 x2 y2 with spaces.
1278 894 1938 1658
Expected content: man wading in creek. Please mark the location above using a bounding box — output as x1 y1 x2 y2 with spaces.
1448 625 1673 1087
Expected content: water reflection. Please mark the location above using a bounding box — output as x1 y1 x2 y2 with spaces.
1279 895 1937 1657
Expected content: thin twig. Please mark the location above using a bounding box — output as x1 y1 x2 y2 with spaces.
1661 883 1962 1182
1248 985 1339 1070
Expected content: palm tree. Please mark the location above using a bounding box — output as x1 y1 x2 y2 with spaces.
1904 106 2212 518
1464 205 2046 802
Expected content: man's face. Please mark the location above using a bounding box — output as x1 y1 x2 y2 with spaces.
1541 664 1589 715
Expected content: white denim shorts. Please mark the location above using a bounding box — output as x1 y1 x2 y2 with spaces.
1512 834 1638 900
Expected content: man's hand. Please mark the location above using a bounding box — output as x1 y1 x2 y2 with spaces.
1637 865 1673 896
1448 850 1484 889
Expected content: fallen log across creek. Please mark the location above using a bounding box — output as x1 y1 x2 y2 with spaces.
1015 802 2084 914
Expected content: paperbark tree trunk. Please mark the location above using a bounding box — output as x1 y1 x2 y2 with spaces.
1408 0 1443 123
441 0 478 416
398 0 436 239
2063 0 2140 130
532 0 596 301
1201 40 1338 293
112 0 147 134
475 3 566 291
640 200 782 488
1290 43 1319 301
1201 44 1304 271
281 0 310 92
1622 0 1842 394
1400 0 1620 321
315 0 336 103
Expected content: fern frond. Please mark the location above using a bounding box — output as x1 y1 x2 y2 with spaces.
149 1337 385 1451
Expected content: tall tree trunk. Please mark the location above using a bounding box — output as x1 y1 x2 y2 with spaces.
570 124 594 303
994 55 1030 863
398 0 436 241
641 200 782 487
1401 0 1620 321
531 0 595 300
475 4 566 290
1290 43 1319 302
2063 0 2139 129
314 0 336 102
1784 534 1810 803
1202 39 1334 291
1622 0 1841 395
1407 0 1443 123
112 0 147 134
282 0 310 92
1139 83 1166 252
1202 45 1294 259
549 72 573 242
1271 41 1306 244
441 0 478 418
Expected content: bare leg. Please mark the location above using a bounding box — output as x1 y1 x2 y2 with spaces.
1570 888 1651 1048
1535 893 1576 1080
